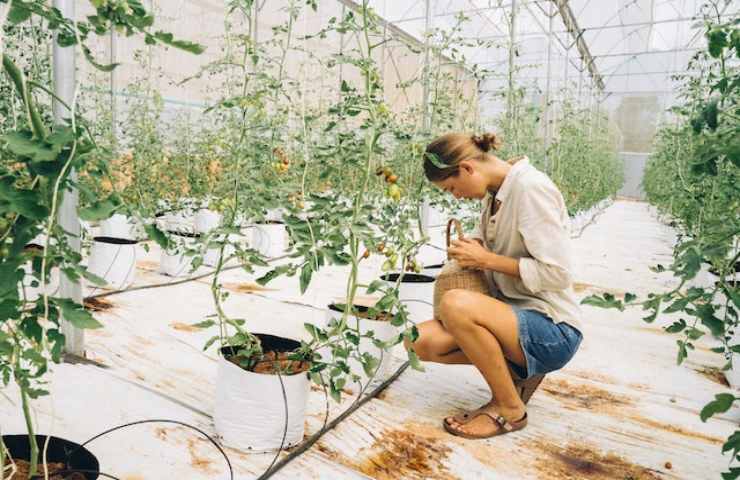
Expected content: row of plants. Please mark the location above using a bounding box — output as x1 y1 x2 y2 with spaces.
584 3 739 478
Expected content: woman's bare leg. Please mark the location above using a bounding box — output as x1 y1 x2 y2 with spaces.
437 289 527 436
404 319 472 364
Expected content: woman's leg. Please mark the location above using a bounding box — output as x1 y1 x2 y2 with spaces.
438 289 527 435
403 319 472 365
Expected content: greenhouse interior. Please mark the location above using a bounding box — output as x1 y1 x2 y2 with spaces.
0 0 738 478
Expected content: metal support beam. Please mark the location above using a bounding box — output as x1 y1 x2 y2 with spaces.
552 0 604 91
422 0 432 133
543 2 554 152
53 0 83 355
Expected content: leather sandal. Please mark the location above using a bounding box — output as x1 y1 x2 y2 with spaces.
443 408 528 439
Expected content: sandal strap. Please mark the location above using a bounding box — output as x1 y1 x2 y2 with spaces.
478 410 526 432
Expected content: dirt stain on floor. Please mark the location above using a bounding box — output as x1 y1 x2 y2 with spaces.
541 378 633 411
695 366 729 387
223 282 276 294
186 438 219 474
627 415 724 445
84 296 115 312
534 441 663 479
170 322 201 333
317 425 457 480
136 260 159 271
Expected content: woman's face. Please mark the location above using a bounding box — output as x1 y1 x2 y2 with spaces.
433 161 488 200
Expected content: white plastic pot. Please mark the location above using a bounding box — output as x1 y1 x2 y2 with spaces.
21 240 60 302
214 344 309 452
195 209 222 234
250 223 288 259
323 304 399 388
159 232 199 277
87 236 138 290
100 214 136 240
202 234 241 268
380 273 435 322
421 200 446 233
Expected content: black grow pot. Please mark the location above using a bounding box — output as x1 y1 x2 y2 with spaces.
165 230 201 239
220 333 301 359
380 272 435 283
93 236 139 245
2 434 99 479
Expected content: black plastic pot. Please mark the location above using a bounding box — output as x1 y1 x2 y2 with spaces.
1 434 99 479
380 272 435 283
93 236 139 245
165 230 201 239
220 333 301 358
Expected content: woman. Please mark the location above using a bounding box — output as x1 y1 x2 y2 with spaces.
405 132 583 439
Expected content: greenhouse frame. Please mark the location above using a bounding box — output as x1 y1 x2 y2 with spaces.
0 0 738 478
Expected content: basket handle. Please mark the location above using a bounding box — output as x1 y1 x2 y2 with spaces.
446 218 465 259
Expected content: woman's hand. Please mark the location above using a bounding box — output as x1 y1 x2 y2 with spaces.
448 238 491 269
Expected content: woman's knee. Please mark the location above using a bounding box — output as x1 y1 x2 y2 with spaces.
439 289 476 331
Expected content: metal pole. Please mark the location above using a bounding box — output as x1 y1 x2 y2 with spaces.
506 0 517 128
109 30 116 142
422 0 432 133
53 0 83 355
543 1 553 157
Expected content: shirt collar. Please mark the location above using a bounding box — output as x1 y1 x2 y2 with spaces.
493 156 529 203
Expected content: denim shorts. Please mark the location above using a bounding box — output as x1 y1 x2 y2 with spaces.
512 308 582 379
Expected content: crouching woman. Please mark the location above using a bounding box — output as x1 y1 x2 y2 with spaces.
405 132 583 439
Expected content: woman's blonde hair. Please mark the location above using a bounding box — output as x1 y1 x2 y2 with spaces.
423 132 502 181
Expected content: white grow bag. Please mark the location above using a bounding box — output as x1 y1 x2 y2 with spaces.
249 223 288 259
323 304 399 388
87 237 137 290
380 273 435 323
214 350 309 452
159 232 199 277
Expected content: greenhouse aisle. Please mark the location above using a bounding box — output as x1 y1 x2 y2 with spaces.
0 199 735 479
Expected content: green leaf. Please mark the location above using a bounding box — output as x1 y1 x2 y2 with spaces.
8 0 32 24
707 28 728 58
407 349 424 371
0 177 48 220
677 339 688 365
700 393 737 422
153 31 205 54
580 294 624 311
78 197 120 221
2 131 56 161
55 298 103 329
256 264 292 285
665 319 687 333
143 223 169 250
299 262 313 294
82 45 119 72
696 303 724 337
190 320 215 329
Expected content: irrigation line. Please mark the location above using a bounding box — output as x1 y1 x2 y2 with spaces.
84 253 293 301
257 361 410 480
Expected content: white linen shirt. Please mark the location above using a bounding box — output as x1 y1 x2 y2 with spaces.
471 157 583 332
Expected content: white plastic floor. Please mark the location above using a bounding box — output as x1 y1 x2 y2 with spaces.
1 199 736 479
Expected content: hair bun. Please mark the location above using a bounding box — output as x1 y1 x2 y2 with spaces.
472 133 501 152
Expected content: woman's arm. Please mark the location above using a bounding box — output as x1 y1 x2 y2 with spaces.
448 239 522 278
515 182 573 293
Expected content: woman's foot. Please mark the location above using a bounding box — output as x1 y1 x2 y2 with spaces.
443 402 527 439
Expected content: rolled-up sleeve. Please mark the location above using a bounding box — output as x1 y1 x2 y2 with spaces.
516 182 573 293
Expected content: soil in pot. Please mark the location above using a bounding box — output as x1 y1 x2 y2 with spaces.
221 334 310 375
2 434 99 480
380 273 435 283
328 302 392 321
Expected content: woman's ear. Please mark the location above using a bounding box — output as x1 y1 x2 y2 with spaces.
458 160 475 176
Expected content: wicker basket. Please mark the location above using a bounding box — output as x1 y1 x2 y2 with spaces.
433 219 489 322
